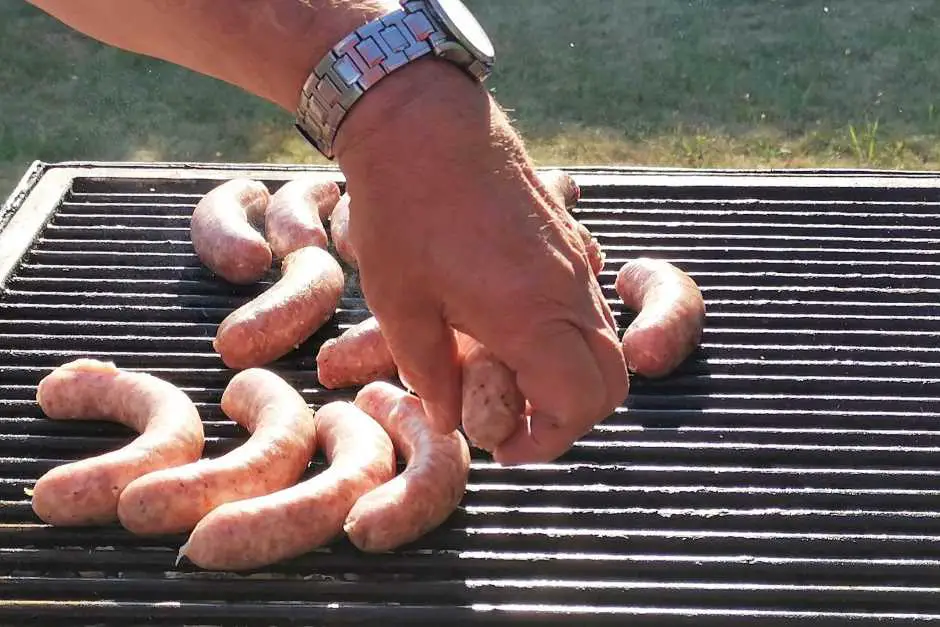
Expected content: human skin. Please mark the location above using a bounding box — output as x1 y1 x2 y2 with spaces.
26 0 628 463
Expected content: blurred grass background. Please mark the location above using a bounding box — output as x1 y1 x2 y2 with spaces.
3 0 940 199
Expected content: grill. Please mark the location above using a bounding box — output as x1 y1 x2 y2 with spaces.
2 161 940 625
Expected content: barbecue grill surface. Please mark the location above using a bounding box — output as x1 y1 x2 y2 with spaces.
2 162 940 625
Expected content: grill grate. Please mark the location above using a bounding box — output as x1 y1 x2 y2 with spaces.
1 163 940 625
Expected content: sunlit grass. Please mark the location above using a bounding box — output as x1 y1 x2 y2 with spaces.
4 1 940 198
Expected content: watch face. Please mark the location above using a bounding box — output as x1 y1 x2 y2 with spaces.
428 0 495 63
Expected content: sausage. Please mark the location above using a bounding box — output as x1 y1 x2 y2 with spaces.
316 316 397 389
265 177 339 259
31 359 204 526
458 336 525 452
117 368 317 535
178 400 395 570
615 257 706 378
190 178 272 284
214 245 345 369
346 381 470 553
329 193 357 269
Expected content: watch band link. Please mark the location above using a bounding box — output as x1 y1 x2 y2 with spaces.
295 1 450 159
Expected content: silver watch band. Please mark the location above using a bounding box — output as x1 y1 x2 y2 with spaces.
295 0 487 159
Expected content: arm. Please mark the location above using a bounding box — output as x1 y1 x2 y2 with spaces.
26 0 629 464
24 0 398 112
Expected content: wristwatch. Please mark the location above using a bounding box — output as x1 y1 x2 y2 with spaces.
295 0 496 160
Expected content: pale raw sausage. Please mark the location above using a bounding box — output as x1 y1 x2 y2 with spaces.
31 359 204 526
117 368 317 535
265 177 339 258
178 401 395 570
190 178 272 284
316 316 397 389
347 381 470 553
214 246 345 369
615 257 706 378
458 337 524 452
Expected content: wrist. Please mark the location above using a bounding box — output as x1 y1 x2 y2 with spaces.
263 0 402 110
334 56 496 175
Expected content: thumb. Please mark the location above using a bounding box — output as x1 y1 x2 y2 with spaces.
371 302 462 434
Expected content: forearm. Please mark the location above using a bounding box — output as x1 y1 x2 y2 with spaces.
27 0 502 176
25 0 398 111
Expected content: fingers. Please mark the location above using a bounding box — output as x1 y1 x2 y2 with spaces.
368 299 463 434
538 171 605 279
494 318 606 435
582 318 630 419
493 320 627 465
589 269 618 335
493 411 590 465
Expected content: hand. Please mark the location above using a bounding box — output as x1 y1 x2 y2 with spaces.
24 0 629 464
336 60 628 464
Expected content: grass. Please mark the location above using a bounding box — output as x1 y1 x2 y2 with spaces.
4 1 940 199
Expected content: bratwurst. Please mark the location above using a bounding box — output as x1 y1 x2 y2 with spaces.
117 368 317 535
347 381 471 553
615 257 706 378
190 178 272 284
328 193 357 269
31 359 204 526
265 177 339 259
178 400 395 570
214 246 345 369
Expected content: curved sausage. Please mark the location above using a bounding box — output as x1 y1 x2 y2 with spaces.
347 381 470 553
190 178 272 284
214 245 345 369
458 337 525 452
31 359 204 526
615 257 706 378
265 177 339 259
316 316 397 389
329 193 357 269
317 185 340 222
117 368 317 535
178 401 395 571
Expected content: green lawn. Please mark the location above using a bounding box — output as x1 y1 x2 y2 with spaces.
4 1 940 199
